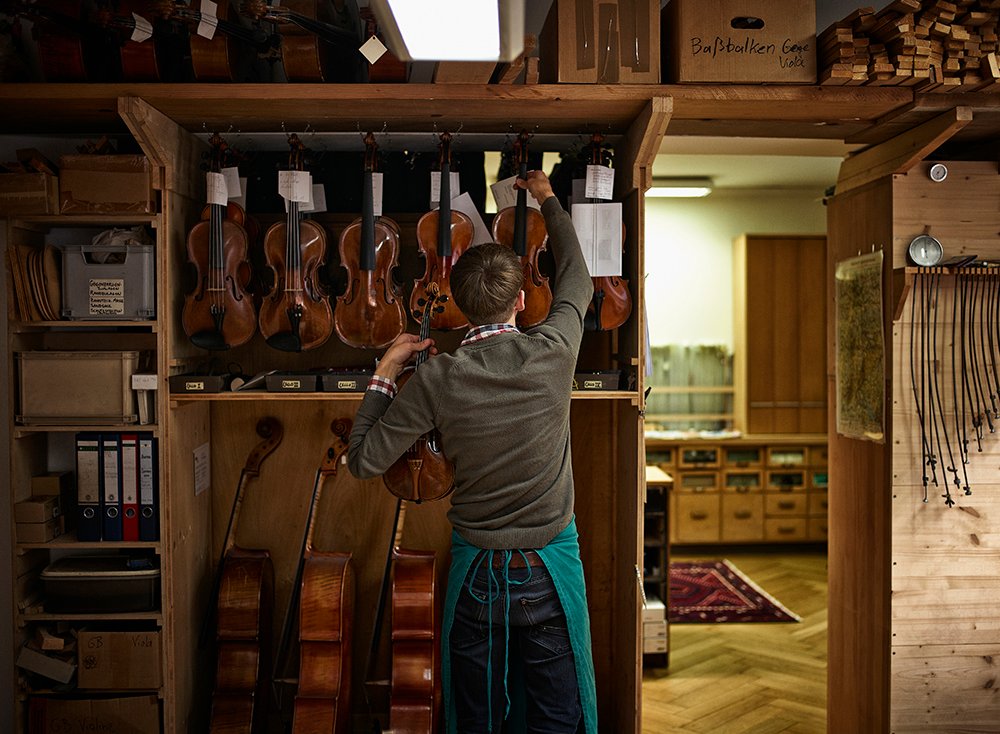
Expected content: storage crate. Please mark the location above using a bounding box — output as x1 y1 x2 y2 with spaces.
662 0 816 83
40 556 160 613
16 351 139 425
58 155 155 214
60 241 155 320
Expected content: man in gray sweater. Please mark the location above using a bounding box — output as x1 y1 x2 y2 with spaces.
348 171 598 733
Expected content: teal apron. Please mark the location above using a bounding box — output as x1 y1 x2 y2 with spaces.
441 518 598 734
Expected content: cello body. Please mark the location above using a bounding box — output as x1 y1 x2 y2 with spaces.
389 549 439 733
188 0 245 81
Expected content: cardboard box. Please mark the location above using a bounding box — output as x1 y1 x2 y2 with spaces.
0 173 59 215
15 496 61 524
77 631 162 690
28 695 160 734
643 636 669 653
644 619 668 638
662 0 816 83
540 0 660 83
642 595 666 623
16 643 76 684
58 155 155 214
16 517 64 544
31 471 73 497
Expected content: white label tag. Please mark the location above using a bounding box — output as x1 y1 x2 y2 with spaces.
571 202 622 277
231 176 248 210
197 1 218 40
491 174 541 212
278 170 312 203
131 13 153 42
221 167 241 199
430 171 461 207
131 373 158 390
301 182 327 213
89 278 125 315
372 171 384 217
360 35 388 65
206 171 228 206
585 165 615 200
450 191 492 246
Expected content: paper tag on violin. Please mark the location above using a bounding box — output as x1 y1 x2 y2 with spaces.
360 35 388 65
231 177 248 210
490 175 541 212
221 167 241 199
585 165 614 201
571 202 622 277
131 13 153 42
197 0 218 40
450 192 492 246
429 172 461 208
278 170 312 203
301 183 327 213
206 172 228 207
371 172 384 217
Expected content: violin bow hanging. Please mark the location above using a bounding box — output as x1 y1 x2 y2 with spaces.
928 268 959 504
950 269 972 496
910 268 931 501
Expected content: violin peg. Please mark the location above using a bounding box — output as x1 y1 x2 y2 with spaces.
416 298 427 307
434 306 445 314
438 295 449 304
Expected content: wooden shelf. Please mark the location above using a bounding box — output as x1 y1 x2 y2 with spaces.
170 390 638 402
14 424 157 437
12 214 160 227
11 320 157 332
19 611 162 623
20 688 165 700
17 532 161 551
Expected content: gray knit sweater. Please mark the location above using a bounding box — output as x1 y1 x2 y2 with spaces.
348 197 594 549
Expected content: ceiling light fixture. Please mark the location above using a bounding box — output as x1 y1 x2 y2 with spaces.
646 177 714 198
369 0 525 62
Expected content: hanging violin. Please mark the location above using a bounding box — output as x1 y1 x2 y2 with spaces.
334 132 406 350
182 132 258 351
583 133 632 332
411 132 473 331
205 416 283 734
258 133 334 352
384 283 455 503
492 129 552 329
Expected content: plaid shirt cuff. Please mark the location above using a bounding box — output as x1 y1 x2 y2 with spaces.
367 375 397 399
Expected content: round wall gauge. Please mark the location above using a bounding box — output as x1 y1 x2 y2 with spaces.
908 234 943 266
929 163 948 182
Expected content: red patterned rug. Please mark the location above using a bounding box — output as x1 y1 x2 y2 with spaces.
668 560 800 623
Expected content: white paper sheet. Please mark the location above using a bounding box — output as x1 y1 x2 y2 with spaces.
197 1 218 40
221 167 241 199
571 202 622 277
429 171 461 207
490 174 541 212
278 170 312 203
449 192 492 246
585 164 614 200
206 172 227 206
131 13 153 42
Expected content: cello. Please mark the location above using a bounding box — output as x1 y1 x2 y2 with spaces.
334 132 406 350
383 283 455 503
182 133 258 351
272 419 354 734
258 134 334 352
205 416 283 734
583 133 632 332
168 0 278 81
411 132 473 332
492 130 553 329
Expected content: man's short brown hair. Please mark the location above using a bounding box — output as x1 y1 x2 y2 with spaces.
451 243 524 325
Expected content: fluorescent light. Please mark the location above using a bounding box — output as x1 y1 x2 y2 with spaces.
646 177 714 198
370 0 524 62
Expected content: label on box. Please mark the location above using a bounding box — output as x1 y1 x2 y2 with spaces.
88 278 125 316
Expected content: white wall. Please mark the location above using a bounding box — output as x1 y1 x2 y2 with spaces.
644 189 828 349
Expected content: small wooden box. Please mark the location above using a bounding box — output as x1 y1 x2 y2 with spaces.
663 0 816 83
0 173 59 215
59 155 155 214
77 631 162 690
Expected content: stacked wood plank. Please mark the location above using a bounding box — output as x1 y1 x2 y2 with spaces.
819 1 1000 91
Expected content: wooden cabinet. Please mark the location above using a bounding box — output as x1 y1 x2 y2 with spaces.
653 437 827 546
733 234 828 435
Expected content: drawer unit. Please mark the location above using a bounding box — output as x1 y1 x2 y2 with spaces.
673 494 720 543
723 470 762 493
809 445 828 466
723 446 762 468
767 446 808 467
678 445 720 469
676 471 720 494
808 492 829 517
808 518 829 541
765 493 808 516
646 446 675 470
766 470 806 493
721 494 764 542
810 469 829 490
765 517 809 542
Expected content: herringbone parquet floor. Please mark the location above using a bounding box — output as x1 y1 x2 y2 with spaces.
642 550 828 734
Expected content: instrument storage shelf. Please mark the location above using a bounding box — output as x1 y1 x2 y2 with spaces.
18 612 163 624
16 534 161 551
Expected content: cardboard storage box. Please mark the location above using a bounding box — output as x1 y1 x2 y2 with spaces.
662 0 816 83
16 517 64 544
16 644 76 684
59 155 155 214
16 350 139 425
60 241 155 320
15 496 62 523
540 0 660 83
0 173 59 215
28 695 160 734
77 631 162 690
31 471 73 497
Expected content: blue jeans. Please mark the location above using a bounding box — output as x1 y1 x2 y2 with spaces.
450 555 582 734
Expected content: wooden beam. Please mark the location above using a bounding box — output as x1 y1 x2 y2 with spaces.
118 97 205 201
836 106 973 195
616 97 672 198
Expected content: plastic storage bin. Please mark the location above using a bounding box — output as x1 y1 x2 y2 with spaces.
40 555 160 613
60 242 155 320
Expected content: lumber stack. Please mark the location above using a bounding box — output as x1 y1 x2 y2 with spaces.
819 0 1000 91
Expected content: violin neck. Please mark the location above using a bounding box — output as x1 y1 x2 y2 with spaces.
209 201 224 271
360 168 375 272
286 199 300 288
514 159 528 257
437 162 451 258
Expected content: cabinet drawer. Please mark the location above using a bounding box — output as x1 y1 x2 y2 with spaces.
766 470 806 492
723 470 762 493
721 494 764 541
765 517 808 541
675 471 720 493
646 446 675 470
809 445 828 467
674 494 720 543
678 445 720 468
808 518 828 541
808 493 828 517
810 469 828 490
767 446 808 467
765 493 807 516
723 446 762 468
